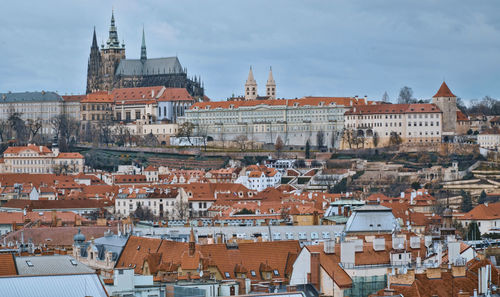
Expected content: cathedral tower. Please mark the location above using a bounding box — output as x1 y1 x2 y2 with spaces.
266 66 276 99
244 66 257 100
86 27 101 94
432 81 457 136
100 10 126 92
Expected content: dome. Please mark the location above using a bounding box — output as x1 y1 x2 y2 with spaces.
73 229 86 243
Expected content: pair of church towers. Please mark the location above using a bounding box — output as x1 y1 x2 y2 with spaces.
244 67 276 100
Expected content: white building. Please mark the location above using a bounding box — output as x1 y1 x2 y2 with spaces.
344 103 443 148
180 97 373 149
1 144 84 174
114 187 188 219
235 165 282 191
478 129 500 151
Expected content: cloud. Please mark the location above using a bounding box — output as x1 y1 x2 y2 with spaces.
0 0 498 102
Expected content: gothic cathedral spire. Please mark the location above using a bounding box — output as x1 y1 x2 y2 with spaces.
140 26 147 62
245 66 257 100
266 66 276 99
106 10 122 49
86 27 102 94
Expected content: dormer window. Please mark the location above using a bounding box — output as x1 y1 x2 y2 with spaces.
224 272 231 278
273 269 279 276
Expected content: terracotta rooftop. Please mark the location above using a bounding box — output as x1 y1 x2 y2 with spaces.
345 103 441 115
0 253 17 276
433 81 456 98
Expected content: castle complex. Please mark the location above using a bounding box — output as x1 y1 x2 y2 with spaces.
86 11 204 99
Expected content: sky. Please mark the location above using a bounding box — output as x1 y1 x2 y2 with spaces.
0 0 499 103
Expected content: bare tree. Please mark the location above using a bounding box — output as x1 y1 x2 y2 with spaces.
175 199 190 220
389 131 402 146
316 130 325 149
382 91 390 103
51 114 80 151
26 119 42 143
8 110 27 144
275 135 284 158
234 135 248 151
143 132 159 147
114 124 132 146
177 122 195 145
372 131 379 148
398 86 415 104
330 131 337 150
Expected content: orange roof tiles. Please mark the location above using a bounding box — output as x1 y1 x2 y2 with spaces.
190 96 369 110
0 253 17 276
4 144 52 155
82 91 113 103
433 81 456 98
57 152 84 159
345 103 441 115
460 201 500 220
62 95 86 102
457 110 469 122
112 86 164 102
157 88 194 102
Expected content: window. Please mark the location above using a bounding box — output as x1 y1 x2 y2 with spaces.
225 272 231 278
273 269 279 276
26 260 34 267
119 270 124 275
70 259 78 266
250 270 256 277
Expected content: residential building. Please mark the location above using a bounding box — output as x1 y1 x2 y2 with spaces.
458 201 500 235
478 128 500 151
80 91 114 132
235 165 282 191
114 187 188 219
1 144 84 174
180 97 372 149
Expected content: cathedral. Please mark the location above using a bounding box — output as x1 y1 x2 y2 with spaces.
86 11 204 98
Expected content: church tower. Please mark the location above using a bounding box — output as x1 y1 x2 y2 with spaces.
86 27 101 94
266 67 276 99
432 81 457 137
244 66 257 100
100 10 126 91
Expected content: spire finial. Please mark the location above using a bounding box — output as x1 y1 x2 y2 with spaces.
91 26 98 49
140 25 147 62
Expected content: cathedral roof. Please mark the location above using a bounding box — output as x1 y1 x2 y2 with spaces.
115 57 183 77
0 91 62 103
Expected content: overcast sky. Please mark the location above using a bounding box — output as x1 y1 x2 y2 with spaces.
0 0 499 102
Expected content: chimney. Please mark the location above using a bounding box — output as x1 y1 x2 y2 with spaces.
389 268 415 285
324 240 335 254
425 267 442 279
309 252 320 290
340 241 356 266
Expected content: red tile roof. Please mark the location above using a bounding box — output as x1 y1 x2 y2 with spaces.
457 110 469 122
112 86 164 102
345 103 441 115
433 81 456 98
157 88 194 102
81 91 113 103
190 97 370 110
62 95 86 102
4 144 52 155
459 202 500 221
0 253 17 276
57 152 84 159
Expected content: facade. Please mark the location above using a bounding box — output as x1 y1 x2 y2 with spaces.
80 91 114 133
477 129 500 150
344 103 443 148
0 91 66 137
114 187 188 219
1 144 84 174
180 97 372 148
86 12 204 99
235 165 282 191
